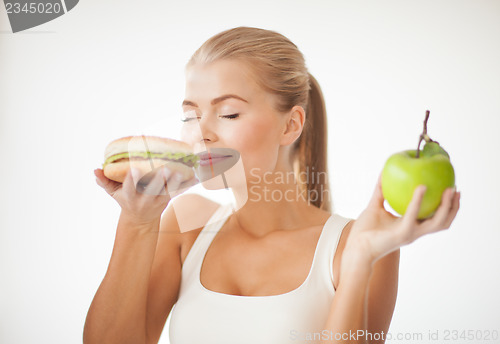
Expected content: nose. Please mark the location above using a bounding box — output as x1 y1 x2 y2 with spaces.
181 115 217 151
198 115 218 142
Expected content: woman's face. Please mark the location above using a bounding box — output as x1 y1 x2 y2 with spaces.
181 59 288 187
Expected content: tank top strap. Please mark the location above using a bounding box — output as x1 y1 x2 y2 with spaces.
180 203 233 281
307 213 353 289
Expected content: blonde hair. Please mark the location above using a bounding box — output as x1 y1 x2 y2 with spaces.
187 27 331 211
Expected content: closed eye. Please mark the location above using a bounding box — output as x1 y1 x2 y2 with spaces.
220 114 239 120
180 117 199 122
181 109 200 122
181 113 239 122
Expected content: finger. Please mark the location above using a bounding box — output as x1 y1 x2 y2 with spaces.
417 187 455 235
142 167 170 196
429 187 455 225
441 190 461 229
402 185 427 226
166 173 185 196
169 175 199 198
368 173 385 209
94 168 121 194
156 167 174 196
122 167 141 195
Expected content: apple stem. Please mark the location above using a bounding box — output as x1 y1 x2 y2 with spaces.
415 110 435 158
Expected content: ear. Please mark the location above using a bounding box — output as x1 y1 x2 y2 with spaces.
280 105 305 146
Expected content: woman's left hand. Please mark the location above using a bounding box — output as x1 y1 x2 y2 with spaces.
344 174 461 265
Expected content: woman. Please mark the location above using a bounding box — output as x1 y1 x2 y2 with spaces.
84 27 460 344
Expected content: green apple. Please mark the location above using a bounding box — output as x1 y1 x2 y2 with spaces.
381 111 455 219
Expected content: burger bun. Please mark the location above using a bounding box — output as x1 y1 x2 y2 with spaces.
103 159 195 184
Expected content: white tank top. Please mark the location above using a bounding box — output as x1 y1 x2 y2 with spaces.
169 203 352 344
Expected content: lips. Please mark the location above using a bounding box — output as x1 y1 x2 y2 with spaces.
197 152 232 166
193 148 240 181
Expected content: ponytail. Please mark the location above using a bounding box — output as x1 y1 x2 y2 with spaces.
188 27 332 211
294 73 331 211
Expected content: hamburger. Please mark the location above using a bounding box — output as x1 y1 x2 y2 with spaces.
102 135 199 183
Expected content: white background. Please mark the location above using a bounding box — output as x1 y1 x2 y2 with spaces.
1 0 499 343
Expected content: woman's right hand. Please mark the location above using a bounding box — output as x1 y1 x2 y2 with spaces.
94 167 198 224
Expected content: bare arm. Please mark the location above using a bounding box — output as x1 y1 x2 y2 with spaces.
83 214 162 344
323 248 399 344
83 168 195 344
321 174 459 344
145 194 221 343
322 253 373 344
365 250 399 343
145 204 183 344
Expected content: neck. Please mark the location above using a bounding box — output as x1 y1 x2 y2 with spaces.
228 168 329 238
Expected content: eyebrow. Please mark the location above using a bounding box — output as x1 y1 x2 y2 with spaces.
182 94 248 107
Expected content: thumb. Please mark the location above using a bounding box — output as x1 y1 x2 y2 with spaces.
94 168 121 195
368 173 385 209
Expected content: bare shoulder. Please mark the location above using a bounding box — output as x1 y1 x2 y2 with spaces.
164 194 221 265
332 218 355 290
331 218 400 290
159 194 221 243
147 194 219 342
